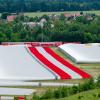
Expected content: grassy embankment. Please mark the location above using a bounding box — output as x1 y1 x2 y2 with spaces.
48 89 100 100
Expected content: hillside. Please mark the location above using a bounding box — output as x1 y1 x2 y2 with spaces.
0 0 100 12
48 89 100 100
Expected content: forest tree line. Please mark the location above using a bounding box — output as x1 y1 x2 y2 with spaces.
0 13 100 43
0 0 100 12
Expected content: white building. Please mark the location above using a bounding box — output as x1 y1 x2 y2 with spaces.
59 43 100 63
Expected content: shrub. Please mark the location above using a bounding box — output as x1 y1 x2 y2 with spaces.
40 89 54 99
60 87 69 97
14 97 18 100
78 95 84 99
54 89 62 98
96 76 100 88
97 93 100 98
32 93 40 100
92 93 97 98
80 78 95 91
32 77 100 100
72 85 79 94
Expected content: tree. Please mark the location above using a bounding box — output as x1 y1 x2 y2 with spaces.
84 32 93 43
1 12 11 19
0 0 100 12
10 33 20 42
80 11 83 15
40 14 50 21
36 33 49 42
0 32 8 42
60 14 66 20
76 16 88 24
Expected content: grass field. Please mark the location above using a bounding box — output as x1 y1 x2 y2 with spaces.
0 10 99 17
24 10 100 17
48 89 100 100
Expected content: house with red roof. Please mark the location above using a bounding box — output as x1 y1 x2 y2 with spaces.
7 15 16 22
64 12 81 20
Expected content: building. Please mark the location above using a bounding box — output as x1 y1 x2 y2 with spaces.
23 22 37 28
7 15 16 22
59 43 100 63
64 12 81 20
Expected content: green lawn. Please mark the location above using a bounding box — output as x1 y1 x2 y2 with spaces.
24 10 100 17
48 89 100 100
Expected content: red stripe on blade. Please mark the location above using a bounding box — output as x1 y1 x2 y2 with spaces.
18 96 24 99
43 47 91 79
28 47 71 80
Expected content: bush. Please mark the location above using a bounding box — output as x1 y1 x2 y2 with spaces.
78 95 84 99
92 93 97 98
40 89 54 99
32 93 40 100
88 78 96 89
14 97 18 100
60 87 69 97
54 89 62 98
80 78 95 91
33 77 100 100
96 76 100 88
24 96 27 100
97 93 100 98
72 85 79 94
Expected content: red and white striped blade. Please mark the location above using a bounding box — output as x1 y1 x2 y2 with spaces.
27 47 91 80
